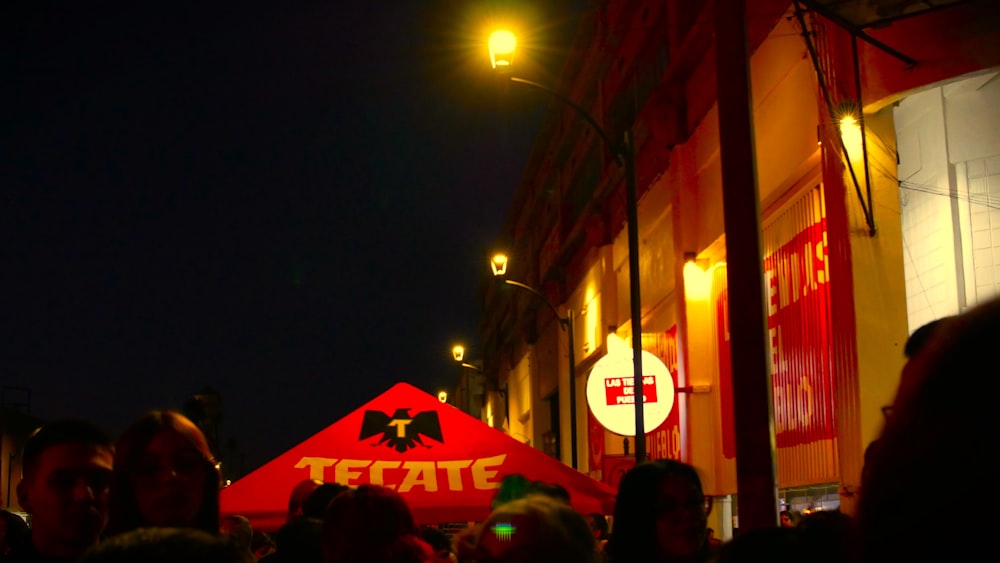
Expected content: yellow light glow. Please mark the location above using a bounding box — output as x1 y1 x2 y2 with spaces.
452 345 465 362
839 114 863 163
606 333 629 357
684 260 710 301
491 253 509 276
489 30 517 69
438 391 448 403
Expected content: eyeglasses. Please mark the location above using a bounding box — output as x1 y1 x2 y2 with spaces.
133 450 207 481
655 494 713 517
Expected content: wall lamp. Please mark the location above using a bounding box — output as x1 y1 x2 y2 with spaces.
683 252 711 301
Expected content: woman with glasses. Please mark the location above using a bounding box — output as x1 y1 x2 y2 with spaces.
605 460 711 563
106 410 220 536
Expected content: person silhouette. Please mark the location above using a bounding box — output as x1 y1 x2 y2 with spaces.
9 419 114 563
605 459 710 563
858 297 1000 561
106 410 220 537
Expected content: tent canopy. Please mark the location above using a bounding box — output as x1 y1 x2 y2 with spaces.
220 382 617 531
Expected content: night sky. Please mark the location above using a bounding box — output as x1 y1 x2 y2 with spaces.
2 0 580 474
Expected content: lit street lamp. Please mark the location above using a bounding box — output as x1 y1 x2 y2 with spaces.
488 31 648 463
451 344 484 416
451 344 484 373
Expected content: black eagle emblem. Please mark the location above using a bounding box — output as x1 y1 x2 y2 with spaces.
358 408 444 452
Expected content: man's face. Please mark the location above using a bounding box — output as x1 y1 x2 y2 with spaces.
17 442 113 557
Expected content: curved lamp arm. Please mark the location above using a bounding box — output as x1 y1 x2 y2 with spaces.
501 279 568 329
508 76 625 167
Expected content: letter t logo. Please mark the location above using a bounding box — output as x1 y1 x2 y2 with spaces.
388 418 412 438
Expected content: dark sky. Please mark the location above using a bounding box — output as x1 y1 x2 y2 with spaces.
2 0 580 474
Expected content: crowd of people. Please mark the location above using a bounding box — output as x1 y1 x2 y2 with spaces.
2 296 994 562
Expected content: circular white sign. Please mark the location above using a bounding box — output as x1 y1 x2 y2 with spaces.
586 347 675 436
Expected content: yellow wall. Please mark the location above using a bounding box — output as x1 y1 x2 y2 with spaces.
508 350 534 447
837 104 910 512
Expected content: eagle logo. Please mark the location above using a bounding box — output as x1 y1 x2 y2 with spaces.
359 408 444 452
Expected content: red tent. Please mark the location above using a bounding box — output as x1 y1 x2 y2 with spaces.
220 382 617 531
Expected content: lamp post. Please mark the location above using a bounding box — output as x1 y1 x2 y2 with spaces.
491 253 578 468
451 345 484 416
489 31 648 463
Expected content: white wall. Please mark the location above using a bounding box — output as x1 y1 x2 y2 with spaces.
894 70 1000 331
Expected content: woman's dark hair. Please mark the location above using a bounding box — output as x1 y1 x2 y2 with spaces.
321 484 433 563
605 459 707 562
107 410 220 536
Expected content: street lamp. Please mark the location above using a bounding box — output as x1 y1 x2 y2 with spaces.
488 31 648 463
491 253 579 469
451 344 484 416
451 344 484 373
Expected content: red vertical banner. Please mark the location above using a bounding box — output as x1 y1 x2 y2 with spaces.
763 186 836 448
713 269 737 459
645 327 682 460
713 187 835 469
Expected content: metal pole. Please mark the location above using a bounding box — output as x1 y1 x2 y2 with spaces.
501 77 644 464
714 0 779 530
623 128 646 464
566 309 578 469
502 279 578 467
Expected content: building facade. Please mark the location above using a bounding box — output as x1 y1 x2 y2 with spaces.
478 0 1000 533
